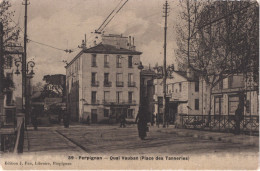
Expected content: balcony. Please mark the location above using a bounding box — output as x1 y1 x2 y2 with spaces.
91 100 100 105
116 81 124 87
102 99 137 105
128 81 136 87
104 81 112 87
116 63 122 68
104 62 109 68
91 81 99 87
128 100 136 105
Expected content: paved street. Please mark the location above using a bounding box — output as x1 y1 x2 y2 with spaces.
23 124 258 156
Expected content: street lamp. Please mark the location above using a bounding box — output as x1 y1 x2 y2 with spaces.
14 58 35 126
15 59 35 76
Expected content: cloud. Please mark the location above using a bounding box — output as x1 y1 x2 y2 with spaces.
27 10 104 83
106 10 149 37
139 40 176 67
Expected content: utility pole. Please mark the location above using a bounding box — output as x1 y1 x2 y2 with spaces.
22 0 29 125
162 1 169 128
0 23 3 94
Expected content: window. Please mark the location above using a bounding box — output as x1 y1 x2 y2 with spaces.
104 73 111 86
228 75 243 89
91 54 97 67
91 91 97 103
104 109 109 117
179 83 182 92
116 55 122 68
116 91 122 103
128 56 133 68
128 73 135 87
214 96 223 115
104 91 110 103
104 55 109 67
195 81 199 92
127 109 134 119
228 96 239 115
195 99 199 110
116 73 123 87
128 91 133 103
91 72 98 86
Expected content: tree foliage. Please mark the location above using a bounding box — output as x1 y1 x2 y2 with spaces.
0 0 20 47
41 74 66 98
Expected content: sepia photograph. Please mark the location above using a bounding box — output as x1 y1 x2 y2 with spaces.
0 0 259 170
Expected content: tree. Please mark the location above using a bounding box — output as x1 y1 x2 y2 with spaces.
175 0 259 118
0 0 20 93
41 74 66 99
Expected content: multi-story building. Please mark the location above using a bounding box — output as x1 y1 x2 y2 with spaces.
153 69 200 123
66 34 142 123
209 73 258 116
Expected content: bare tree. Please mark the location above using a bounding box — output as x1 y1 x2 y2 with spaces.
175 0 259 118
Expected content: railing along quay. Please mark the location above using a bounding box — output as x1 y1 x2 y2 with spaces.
179 114 259 135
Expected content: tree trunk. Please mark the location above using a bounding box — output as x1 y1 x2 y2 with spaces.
204 83 213 127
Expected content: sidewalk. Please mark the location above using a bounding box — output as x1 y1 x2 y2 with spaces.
151 126 259 147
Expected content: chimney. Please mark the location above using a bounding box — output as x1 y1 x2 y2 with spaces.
132 37 135 51
94 40 97 46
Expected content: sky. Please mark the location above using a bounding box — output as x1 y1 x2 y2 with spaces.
9 0 183 84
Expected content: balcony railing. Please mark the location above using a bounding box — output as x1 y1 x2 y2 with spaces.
91 100 100 104
102 99 137 105
104 81 112 87
91 81 99 87
128 81 136 87
116 81 124 87
104 62 109 68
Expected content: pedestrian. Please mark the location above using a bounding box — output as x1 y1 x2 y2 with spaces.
135 100 148 140
156 113 160 128
119 114 126 128
151 113 155 126
31 106 38 130
63 111 70 128
86 115 90 125
235 94 244 135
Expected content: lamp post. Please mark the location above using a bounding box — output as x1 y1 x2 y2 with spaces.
15 59 35 126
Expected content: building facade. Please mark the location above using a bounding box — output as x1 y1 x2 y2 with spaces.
66 34 142 123
153 70 200 123
209 73 258 116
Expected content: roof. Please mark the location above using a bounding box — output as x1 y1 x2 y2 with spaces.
83 43 142 55
65 43 142 68
174 71 199 82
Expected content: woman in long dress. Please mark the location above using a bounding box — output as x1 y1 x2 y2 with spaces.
136 100 148 140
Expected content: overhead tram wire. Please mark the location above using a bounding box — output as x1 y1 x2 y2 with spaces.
96 0 124 33
100 0 128 32
27 39 74 53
